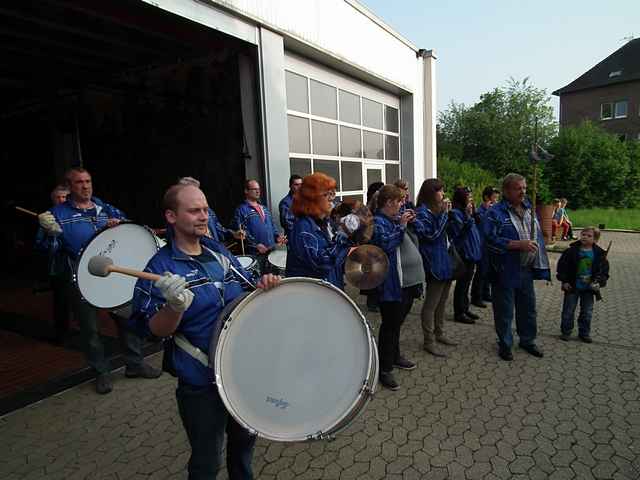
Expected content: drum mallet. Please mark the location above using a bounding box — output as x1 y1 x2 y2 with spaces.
14 206 39 217
88 255 161 282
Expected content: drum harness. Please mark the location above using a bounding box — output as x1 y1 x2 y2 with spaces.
173 248 256 370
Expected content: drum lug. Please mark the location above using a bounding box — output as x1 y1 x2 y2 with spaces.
361 383 375 397
307 431 335 442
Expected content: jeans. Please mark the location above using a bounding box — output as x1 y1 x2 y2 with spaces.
51 274 71 340
561 290 595 337
176 383 256 480
378 289 415 372
492 269 537 350
471 256 491 303
454 261 476 317
421 277 452 345
69 282 143 374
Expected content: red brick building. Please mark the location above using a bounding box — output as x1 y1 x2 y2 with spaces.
553 38 640 141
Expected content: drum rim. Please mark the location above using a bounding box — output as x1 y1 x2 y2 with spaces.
74 222 161 309
235 254 257 268
213 276 378 442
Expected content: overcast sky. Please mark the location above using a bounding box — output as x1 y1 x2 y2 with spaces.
361 0 639 117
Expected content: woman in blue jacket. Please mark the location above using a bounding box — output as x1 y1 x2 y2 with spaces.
413 179 457 357
285 173 353 289
370 185 423 390
448 187 483 324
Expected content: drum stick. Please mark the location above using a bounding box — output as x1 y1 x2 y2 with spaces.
15 206 39 217
88 255 161 282
240 227 245 256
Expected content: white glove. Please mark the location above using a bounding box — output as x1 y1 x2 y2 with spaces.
154 273 194 313
340 214 360 234
38 211 62 235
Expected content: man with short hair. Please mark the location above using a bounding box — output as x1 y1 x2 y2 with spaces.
38 167 160 393
131 183 280 480
471 186 500 307
484 173 550 361
232 180 285 261
279 174 302 236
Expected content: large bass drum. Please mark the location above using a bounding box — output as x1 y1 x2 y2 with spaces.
75 223 162 309
210 277 378 442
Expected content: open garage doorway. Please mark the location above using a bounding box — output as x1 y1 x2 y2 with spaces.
0 0 261 413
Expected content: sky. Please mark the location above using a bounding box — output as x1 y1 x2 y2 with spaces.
361 0 639 118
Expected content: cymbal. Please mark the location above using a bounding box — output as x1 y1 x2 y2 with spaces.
344 245 389 290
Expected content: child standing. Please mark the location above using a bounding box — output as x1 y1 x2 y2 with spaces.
556 227 609 343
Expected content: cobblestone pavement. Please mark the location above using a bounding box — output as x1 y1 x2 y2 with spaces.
1 231 639 479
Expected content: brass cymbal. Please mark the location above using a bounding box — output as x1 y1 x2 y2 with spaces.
344 245 389 290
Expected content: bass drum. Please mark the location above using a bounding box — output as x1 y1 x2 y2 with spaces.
210 277 378 442
75 223 161 309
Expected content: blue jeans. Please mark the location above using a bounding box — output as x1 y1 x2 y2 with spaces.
176 383 256 480
492 269 537 350
561 290 594 337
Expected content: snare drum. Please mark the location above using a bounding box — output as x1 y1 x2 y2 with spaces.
75 223 162 309
210 277 378 442
267 248 287 275
235 255 259 276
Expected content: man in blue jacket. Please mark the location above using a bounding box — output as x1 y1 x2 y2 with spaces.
484 173 550 361
37 167 160 394
278 174 302 237
131 183 280 480
232 180 285 268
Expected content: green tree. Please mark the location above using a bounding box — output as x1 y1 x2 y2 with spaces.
438 77 556 179
437 155 499 205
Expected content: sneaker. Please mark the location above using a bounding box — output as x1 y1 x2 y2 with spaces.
125 363 162 379
95 373 113 394
579 335 593 344
423 343 447 357
559 333 570 341
379 371 400 391
498 348 513 361
465 311 480 320
520 344 544 358
393 356 417 370
436 336 458 346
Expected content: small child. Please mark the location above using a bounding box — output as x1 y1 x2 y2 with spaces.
551 198 567 242
556 227 610 343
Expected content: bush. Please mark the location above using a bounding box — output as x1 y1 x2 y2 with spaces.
437 155 499 204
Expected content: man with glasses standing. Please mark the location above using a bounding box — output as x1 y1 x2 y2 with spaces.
232 179 286 271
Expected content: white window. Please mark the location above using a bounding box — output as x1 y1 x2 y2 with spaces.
614 101 628 118
284 54 401 202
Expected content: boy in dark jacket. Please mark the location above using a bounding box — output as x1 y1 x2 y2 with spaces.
556 226 610 343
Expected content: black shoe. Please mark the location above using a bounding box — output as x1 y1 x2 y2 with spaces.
559 333 570 341
454 315 475 324
579 335 593 344
125 363 163 379
95 373 113 394
520 344 544 358
393 356 417 370
379 371 400 391
471 300 487 308
498 348 513 361
483 296 493 303
465 311 480 320
367 305 380 313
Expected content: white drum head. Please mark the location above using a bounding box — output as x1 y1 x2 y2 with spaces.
267 249 287 270
76 223 159 309
236 255 256 270
214 277 377 442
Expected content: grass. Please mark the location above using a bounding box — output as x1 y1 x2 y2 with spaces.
568 208 640 231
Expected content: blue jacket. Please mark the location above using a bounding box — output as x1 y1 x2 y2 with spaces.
232 201 279 254
35 227 68 277
49 197 127 260
448 208 482 263
130 235 252 387
412 205 452 281
371 212 405 302
285 216 351 290
278 193 295 236
207 208 233 243
483 199 551 288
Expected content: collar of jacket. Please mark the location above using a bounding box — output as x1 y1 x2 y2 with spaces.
165 229 224 262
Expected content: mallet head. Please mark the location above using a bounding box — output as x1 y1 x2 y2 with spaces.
88 255 114 277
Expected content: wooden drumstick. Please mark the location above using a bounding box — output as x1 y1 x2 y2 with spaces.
240 226 246 255
15 206 39 217
88 255 161 282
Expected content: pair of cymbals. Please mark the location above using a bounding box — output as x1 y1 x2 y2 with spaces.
344 245 389 290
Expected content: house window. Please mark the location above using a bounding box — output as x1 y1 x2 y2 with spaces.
601 103 613 120
614 101 628 118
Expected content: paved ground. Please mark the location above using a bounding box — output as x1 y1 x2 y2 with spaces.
1 231 638 480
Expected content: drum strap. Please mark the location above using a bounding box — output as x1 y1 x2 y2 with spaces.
174 334 209 368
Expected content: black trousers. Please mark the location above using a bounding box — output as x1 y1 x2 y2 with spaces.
378 288 416 373
454 261 476 317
